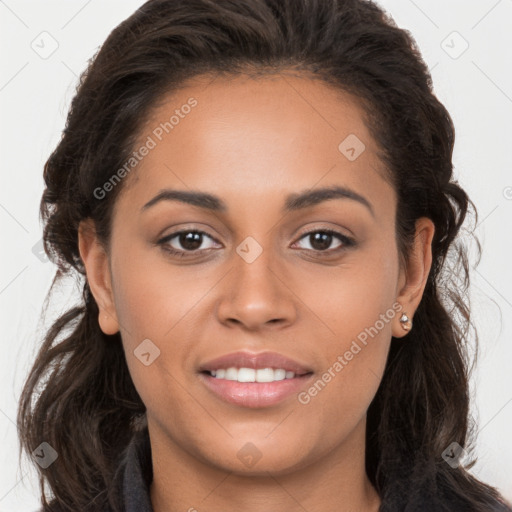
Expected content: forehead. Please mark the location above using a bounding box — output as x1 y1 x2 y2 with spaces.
118 73 394 217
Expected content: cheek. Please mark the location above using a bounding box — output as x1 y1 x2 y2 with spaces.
297 307 393 449
308 307 392 400
108 242 221 413
301 244 399 343
110 256 196 431
110 241 207 342
298 248 398 421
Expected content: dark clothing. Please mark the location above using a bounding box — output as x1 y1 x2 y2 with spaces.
118 426 154 512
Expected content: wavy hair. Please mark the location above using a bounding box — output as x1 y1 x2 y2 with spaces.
17 0 511 510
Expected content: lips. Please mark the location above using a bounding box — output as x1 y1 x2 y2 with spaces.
198 350 313 375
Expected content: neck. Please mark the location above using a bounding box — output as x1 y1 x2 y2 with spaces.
149 416 381 512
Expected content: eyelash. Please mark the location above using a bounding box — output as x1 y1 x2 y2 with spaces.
157 228 356 259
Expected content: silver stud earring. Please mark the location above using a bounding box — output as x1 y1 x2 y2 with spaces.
399 313 413 331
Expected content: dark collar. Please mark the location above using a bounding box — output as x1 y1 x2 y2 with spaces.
120 426 154 512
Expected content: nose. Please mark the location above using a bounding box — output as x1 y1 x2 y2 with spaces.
215 246 297 331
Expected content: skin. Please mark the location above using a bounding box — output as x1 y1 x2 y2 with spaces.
78 73 434 512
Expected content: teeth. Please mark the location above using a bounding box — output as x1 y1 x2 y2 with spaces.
273 369 286 381
209 367 296 382
225 367 238 380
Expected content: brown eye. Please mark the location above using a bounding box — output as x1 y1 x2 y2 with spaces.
294 229 356 254
158 230 221 257
175 231 203 251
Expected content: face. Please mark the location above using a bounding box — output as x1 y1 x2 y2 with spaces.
80 73 433 476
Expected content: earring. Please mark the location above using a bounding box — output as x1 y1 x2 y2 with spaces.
399 313 413 331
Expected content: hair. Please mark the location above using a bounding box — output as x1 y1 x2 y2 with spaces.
17 0 511 511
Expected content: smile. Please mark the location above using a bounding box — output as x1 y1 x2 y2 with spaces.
198 371 314 408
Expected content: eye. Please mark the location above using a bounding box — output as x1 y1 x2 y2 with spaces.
293 229 356 255
157 230 221 257
157 227 356 259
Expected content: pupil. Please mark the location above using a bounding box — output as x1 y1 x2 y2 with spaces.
180 232 202 250
177 231 333 252
311 232 331 251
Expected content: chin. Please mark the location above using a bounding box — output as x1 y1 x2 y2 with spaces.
198 438 314 477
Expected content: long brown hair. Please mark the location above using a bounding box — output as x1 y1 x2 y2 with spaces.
17 0 511 510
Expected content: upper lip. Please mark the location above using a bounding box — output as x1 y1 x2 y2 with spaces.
199 351 313 375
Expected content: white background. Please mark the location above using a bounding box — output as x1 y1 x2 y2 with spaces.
1 0 511 510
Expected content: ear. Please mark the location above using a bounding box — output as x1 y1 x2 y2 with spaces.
78 219 120 335
393 217 435 338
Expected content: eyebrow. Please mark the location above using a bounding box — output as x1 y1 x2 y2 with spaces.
141 185 374 218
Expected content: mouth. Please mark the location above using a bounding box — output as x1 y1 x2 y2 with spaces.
197 351 314 408
198 371 314 408
200 367 311 381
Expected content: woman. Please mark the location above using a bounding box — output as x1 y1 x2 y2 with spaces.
17 0 512 511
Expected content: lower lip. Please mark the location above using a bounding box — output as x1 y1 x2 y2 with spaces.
198 372 314 408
